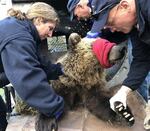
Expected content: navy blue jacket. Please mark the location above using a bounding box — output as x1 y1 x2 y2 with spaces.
123 0 150 90
0 17 64 117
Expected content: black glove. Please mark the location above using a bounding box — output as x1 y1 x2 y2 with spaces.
35 114 58 131
57 63 64 75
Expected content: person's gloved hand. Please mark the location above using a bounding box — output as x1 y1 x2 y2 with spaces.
109 85 132 111
57 62 65 75
55 109 64 120
109 86 135 126
86 31 100 38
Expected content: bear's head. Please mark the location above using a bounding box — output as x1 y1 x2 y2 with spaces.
56 33 105 90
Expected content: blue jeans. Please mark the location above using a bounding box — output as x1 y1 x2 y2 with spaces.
128 39 149 102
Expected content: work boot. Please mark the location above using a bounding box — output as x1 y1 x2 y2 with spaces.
109 41 127 64
144 104 150 130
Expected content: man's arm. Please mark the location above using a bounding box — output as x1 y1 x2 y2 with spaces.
123 30 150 90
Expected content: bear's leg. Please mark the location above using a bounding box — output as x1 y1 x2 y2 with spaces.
86 87 126 125
86 88 116 121
55 87 80 110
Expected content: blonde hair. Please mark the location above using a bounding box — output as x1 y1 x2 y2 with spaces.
7 2 59 24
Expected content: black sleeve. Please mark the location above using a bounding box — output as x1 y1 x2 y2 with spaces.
123 30 150 90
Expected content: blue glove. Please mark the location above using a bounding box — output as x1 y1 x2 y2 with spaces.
55 109 64 120
86 31 101 38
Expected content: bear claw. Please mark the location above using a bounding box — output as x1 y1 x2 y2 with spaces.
114 101 135 126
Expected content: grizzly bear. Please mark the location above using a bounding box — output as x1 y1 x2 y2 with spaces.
50 33 127 121
16 33 138 131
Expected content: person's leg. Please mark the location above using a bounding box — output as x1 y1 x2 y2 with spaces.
0 95 8 131
146 75 150 103
128 39 149 102
144 86 150 130
137 72 150 102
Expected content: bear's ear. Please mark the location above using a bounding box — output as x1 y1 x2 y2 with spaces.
68 33 81 50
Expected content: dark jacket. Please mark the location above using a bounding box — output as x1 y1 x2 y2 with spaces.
123 0 150 90
0 17 64 117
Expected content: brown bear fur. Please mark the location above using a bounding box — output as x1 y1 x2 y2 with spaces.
51 33 126 124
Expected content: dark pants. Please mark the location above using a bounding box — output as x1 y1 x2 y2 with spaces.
0 95 7 131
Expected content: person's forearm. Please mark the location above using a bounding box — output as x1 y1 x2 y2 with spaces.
123 60 150 90
125 35 150 90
